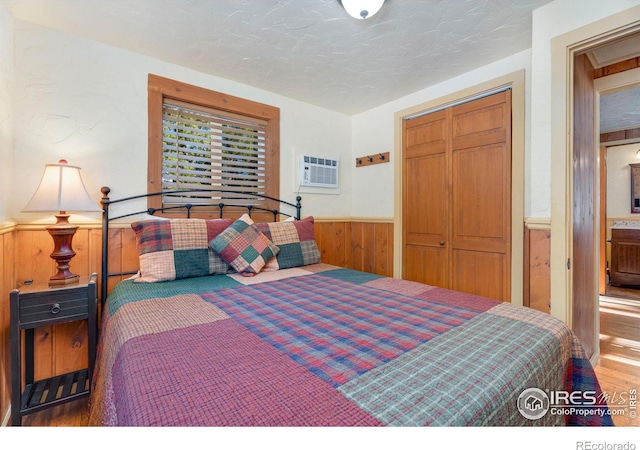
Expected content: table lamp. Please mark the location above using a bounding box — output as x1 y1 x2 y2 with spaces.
22 159 101 285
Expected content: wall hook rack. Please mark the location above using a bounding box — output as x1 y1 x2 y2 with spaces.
355 151 390 168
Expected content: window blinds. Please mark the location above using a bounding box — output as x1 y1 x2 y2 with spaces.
162 98 268 205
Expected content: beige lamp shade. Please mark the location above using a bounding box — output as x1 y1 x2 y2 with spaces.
23 159 100 285
23 159 101 213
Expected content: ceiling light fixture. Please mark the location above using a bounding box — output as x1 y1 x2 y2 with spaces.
340 0 385 20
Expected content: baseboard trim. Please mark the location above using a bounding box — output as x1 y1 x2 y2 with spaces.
589 350 600 369
1 405 10 427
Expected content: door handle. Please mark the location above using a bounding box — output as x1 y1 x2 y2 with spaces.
439 240 445 246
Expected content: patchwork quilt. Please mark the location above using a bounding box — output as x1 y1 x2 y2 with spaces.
89 264 613 426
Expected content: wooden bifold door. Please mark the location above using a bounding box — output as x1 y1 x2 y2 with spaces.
402 90 512 302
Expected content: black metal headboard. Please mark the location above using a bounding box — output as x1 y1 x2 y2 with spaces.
100 186 302 303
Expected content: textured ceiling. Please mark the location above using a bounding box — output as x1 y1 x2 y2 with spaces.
589 33 640 134
5 0 554 115
600 85 640 134
6 0 640 131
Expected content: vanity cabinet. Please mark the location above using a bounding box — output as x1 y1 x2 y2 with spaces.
610 228 640 287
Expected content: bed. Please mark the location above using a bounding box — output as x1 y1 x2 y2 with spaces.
89 188 613 427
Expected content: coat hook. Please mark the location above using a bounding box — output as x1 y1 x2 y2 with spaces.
356 152 389 167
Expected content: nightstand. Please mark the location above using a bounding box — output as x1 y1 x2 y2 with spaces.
10 274 98 426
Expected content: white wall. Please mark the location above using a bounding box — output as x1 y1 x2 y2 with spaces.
530 0 640 219
350 50 532 218
350 0 640 221
11 20 352 222
10 0 640 227
607 143 640 218
0 2 14 223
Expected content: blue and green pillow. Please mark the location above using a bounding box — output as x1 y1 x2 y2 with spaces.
209 214 279 277
255 216 320 271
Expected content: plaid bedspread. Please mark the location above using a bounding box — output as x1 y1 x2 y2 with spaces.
89 264 613 426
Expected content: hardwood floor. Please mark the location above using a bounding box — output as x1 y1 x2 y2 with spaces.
19 397 89 426
606 283 640 301
595 295 640 427
15 296 640 427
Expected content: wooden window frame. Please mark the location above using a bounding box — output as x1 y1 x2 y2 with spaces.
148 74 280 217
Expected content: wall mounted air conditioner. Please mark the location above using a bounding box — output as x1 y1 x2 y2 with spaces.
299 155 339 188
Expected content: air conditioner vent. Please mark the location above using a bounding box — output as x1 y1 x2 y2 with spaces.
299 155 339 188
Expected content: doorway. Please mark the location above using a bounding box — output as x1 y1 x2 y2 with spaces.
551 16 640 363
596 71 640 301
600 139 640 302
570 47 640 360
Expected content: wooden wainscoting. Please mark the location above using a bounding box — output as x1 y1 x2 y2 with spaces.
316 218 552 310
4 225 101 399
0 223 17 424
523 219 551 314
314 219 394 278
104 219 395 281
1 223 127 423
104 226 139 293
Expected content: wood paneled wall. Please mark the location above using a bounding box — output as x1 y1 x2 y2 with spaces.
0 226 16 424
101 221 396 291
600 127 640 144
0 225 100 423
593 56 640 79
523 222 551 314
314 220 394 277
13 228 103 382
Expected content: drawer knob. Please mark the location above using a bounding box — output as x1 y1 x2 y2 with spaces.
51 303 61 315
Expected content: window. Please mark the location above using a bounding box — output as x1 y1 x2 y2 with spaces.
148 74 280 214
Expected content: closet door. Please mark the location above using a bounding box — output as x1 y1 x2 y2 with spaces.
402 90 511 302
403 109 448 287
450 91 511 301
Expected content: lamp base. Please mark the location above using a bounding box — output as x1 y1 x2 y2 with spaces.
49 274 80 286
46 214 80 286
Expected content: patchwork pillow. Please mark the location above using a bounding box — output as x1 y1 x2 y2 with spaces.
209 214 279 276
255 216 321 271
131 218 232 282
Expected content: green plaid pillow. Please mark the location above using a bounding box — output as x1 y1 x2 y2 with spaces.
210 214 279 276
131 218 232 282
255 216 320 270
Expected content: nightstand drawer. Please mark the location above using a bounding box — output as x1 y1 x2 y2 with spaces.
18 289 89 327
